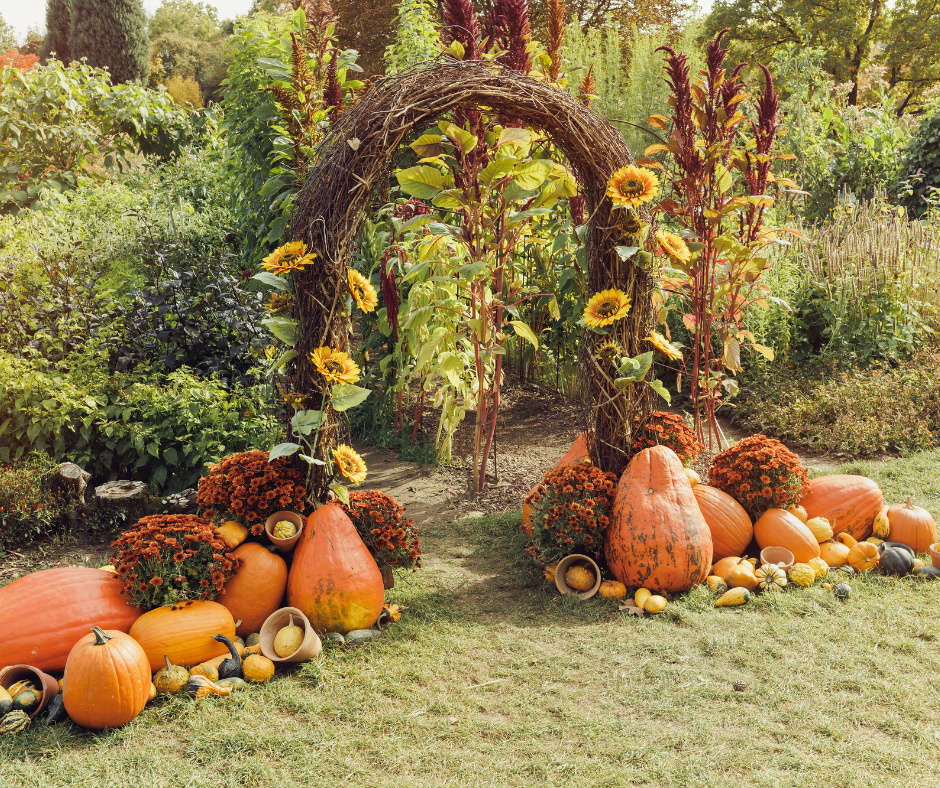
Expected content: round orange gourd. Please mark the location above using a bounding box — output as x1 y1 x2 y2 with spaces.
692 485 753 562
0 568 141 672
886 497 937 554
287 504 385 635
753 508 820 564
818 540 850 567
598 580 627 599
522 431 592 535
63 627 150 730
604 446 713 593
847 541 879 573
725 559 759 591
129 600 235 671
218 543 288 638
799 475 884 541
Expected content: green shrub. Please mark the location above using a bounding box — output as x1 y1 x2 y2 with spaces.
899 101 940 217
0 454 66 549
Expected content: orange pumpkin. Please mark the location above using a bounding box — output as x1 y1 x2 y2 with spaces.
0 568 141 672
818 540 850 567
711 556 743 581
218 543 288 638
598 580 627 599
604 446 713 593
799 475 883 541
886 497 937 553
522 431 593 535
287 504 385 635
847 541 879 572
753 508 820 564
725 558 759 591
63 627 150 730
129 600 235 671
692 485 753 562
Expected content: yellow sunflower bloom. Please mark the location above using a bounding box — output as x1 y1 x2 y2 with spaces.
333 444 367 485
621 211 648 236
583 289 631 328
656 230 691 264
310 347 361 384
262 241 317 275
594 340 622 365
348 269 378 313
647 330 683 361
607 166 658 208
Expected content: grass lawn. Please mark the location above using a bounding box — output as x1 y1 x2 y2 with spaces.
1 450 939 787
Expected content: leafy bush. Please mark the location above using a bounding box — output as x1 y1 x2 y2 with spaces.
0 454 65 548
899 101 940 217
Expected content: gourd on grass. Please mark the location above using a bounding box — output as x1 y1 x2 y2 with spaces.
885 497 937 553
153 656 189 694
212 634 243 680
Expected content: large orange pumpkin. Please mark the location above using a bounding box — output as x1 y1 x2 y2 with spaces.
886 497 937 553
287 504 385 635
0 568 141 672
604 446 713 593
692 485 753 561
218 543 288 637
754 508 820 564
129 600 235 671
799 475 883 541
63 627 150 729
522 431 593 535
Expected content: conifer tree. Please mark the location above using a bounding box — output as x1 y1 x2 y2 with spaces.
39 0 73 63
69 0 150 84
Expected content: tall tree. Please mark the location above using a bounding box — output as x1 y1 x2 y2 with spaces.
149 0 222 41
882 0 940 113
0 12 18 53
39 0 72 62
70 0 151 84
528 0 689 36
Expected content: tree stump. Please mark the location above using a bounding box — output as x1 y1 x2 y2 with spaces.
48 463 91 504
94 481 157 524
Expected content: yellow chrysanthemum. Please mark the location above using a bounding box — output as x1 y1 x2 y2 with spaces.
348 269 378 313
310 347 360 384
607 166 658 208
333 444 367 485
656 230 691 264
261 241 317 275
583 289 631 328
647 330 683 361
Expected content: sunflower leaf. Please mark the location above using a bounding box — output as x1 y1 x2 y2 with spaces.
647 378 672 404
269 442 301 461
331 384 371 412
330 483 351 505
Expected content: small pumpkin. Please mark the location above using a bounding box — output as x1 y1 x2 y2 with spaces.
212 634 243 680
183 675 232 699
711 556 743 581
0 710 30 734
217 520 248 549
634 588 652 609
886 497 937 554
805 517 833 543
819 540 850 567
242 654 276 682
725 558 759 591
834 583 852 599
245 633 261 647
786 504 808 523
755 564 787 591
598 580 627 599
807 557 829 579
153 655 189 694
564 565 595 592
847 541 879 573
190 663 220 682
715 588 750 607
706 575 728 594
879 546 914 576
274 615 305 658
643 595 667 614
0 686 12 717
684 468 700 487
872 508 890 539
788 563 815 587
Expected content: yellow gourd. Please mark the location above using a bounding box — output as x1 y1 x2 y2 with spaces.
217 520 248 549
806 517 833 543
684 468 700 487
787 504 808 523
272 520 297 539
788 563 816 587
242 654 275 683
190 663 220 682
634 588 652 609
872 507 890 539
643 595 667 614
715 588 750 606
273 615 304 658
706 575 728 594
564 565 595 591
807 557 829 579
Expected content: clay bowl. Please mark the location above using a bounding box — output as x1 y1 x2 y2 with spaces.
264 511 304 552
554 554 602 600
760 546 795 571
929 543 940 570
259 607 321 663
0 664 59 719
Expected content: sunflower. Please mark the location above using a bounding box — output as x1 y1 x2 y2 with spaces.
647 330 683 361
656 230 691 264
620 210 648 237
583 289 631 328
266 293 294 314
348 269 378 313
310 347 361 384
334 444 367 485
607 166 658 208
594 340 622 365
261 241 317 275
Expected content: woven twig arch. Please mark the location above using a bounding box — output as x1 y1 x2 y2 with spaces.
290 58 651 487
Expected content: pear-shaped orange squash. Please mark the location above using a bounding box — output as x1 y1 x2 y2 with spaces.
218 543 288 638
604 446 713 593
287 504 385 635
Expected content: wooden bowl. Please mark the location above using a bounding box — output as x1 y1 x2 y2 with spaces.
264 511 304 552
928 543 940 569
259 607 321 663
760 546 795 571
0 664 59 719
554 554 602 600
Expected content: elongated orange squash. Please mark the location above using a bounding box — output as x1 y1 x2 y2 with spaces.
129 600 235 671
692 485 753 562
522 431 593 535
753 508 820 564
799 475 883 541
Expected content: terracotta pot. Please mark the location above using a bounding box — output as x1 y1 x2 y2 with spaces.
760 546 795 571
554 554 602 600
265 511 305 552
259 607 321 663
929 543 940 570
381 567 395 590
0 664 59 719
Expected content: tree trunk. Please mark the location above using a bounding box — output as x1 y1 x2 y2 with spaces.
94 481 157 524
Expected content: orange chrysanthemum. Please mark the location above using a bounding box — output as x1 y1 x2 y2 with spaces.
348 269 378 313
310 347 360 384
583 289 631 327
334 444 368 485
261 241 317 275
647 330 683 361
607 166 658 208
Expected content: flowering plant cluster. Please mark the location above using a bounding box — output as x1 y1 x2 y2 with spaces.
197 450 306 534
708 434 810 517
110 514 240 610
524 461 618 565
0 457 65 549
339 491 420 571
630 411 704 466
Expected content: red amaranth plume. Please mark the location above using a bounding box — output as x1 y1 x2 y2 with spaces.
743 63 781 240
546 0 565 81
443 0 481 60
488 0 531 74
325 48 342 119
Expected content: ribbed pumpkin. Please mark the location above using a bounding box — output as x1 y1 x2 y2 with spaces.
886 497 937 553
63 627 150 729
604 446 713 593
753 508 821 564
287 504 385 635
0 568 141 672
799 475 884 541
218 543 288 638
522 431 592 535
692 485 753 561
818 540 850 567
129 600 235 671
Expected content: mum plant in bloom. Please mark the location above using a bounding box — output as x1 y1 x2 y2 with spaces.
339 490 421 572
630 411 703 466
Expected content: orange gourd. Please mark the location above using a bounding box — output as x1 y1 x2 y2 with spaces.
725 558 759 591
799 475 884 541
835 532 858 548
692 485 753 562
63 627 151 729
287 504 385 635
847 541 879 572
818 540 850 567
218 543 288 638
753 508 821 564
604 446 713 593
598 580 627 599
886 497 937 553
711 556 743 581
0 568 141 672
522 431 593 535
129 600 235 671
